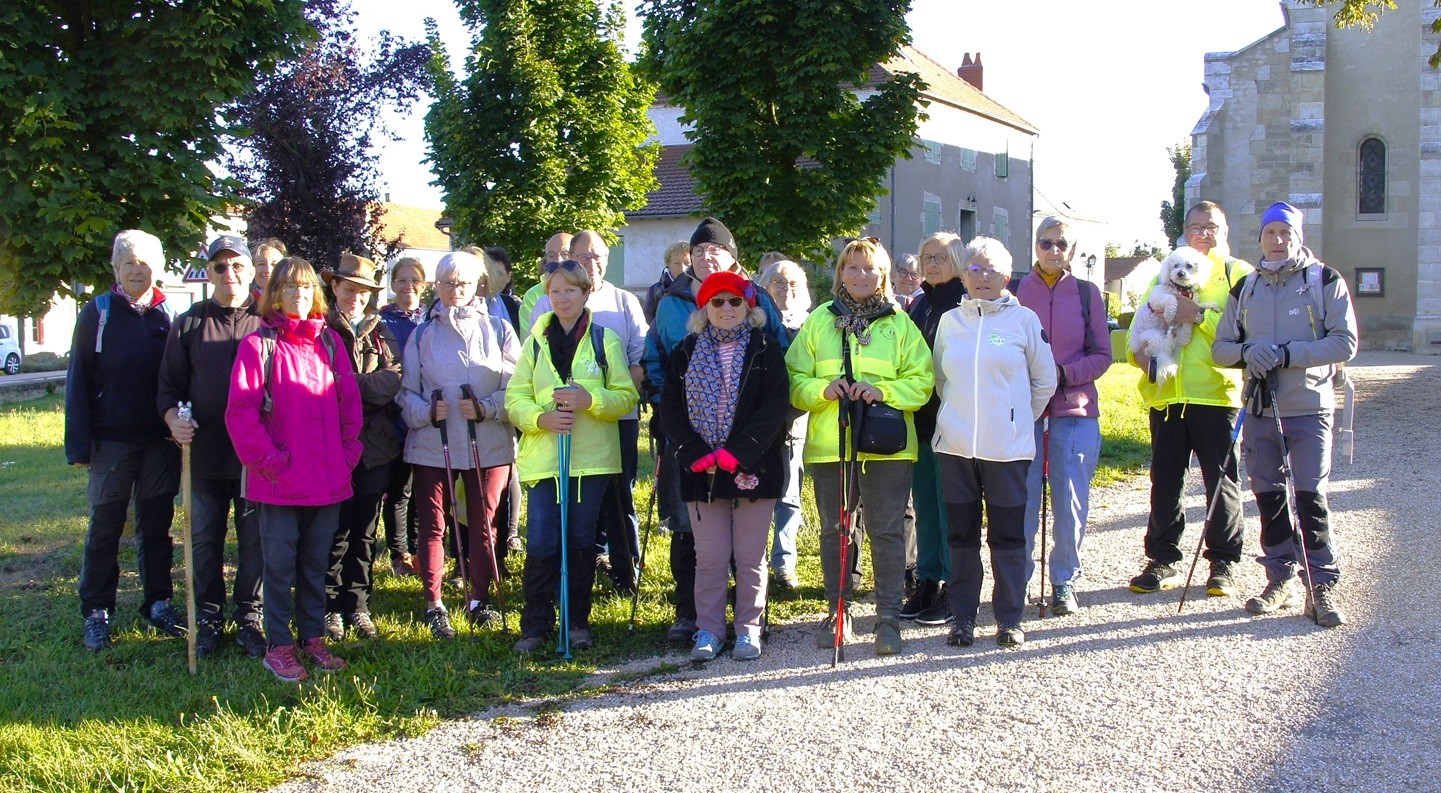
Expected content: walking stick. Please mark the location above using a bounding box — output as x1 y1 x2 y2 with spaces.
1177 379 1255 614
1038 418 1050 618
459 385 506 633
432 390 470 622
833 392 854 667
1268 379 1319 623
556 429 573 659
628 429 662 635
177 402 197 675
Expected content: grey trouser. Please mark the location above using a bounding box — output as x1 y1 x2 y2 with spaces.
258 502 340 647
1242 410 1340 585
811 459 912 621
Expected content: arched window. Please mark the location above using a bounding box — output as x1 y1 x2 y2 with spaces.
1359 137 1386 215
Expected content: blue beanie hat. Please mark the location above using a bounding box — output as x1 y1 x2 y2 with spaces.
1259 202 1304 240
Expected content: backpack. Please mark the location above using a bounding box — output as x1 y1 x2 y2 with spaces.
93 291 176 353
256 325 337 414
1238 263 1328 340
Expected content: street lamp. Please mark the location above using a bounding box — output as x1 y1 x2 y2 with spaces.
1086 254 1097 283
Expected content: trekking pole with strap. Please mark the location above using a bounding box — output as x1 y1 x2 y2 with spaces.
1336 365 1356 465
833 387 855 667
1038 417 1050 618
177 402 197 675
1176 377 1255 614
556 427 573 659
1267 376 1319 624
432 389 471 623
459 384 507 633
628 428 662 635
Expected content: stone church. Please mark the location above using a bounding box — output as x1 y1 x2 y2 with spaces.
1190 0 1440 351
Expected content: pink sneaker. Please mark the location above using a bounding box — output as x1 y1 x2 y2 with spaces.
299 637 348 672
263 644 308 683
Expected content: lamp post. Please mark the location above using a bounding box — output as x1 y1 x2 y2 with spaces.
1086 254 1097 284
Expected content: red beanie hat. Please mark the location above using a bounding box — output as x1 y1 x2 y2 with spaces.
695 271 756 309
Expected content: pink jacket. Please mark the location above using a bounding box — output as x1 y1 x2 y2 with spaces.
225 315 363 505
1014 270 1112 419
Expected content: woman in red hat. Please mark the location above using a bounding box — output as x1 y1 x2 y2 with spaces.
659 271 790 661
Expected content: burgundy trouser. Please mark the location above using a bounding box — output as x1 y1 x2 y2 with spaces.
413 463 512 604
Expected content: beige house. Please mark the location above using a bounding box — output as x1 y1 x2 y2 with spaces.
1190 0 1441 351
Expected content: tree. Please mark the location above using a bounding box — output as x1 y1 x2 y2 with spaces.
640 0 924 266
425 0 658 281
225 0 429 270
0 2 310 317
1159 142 1191 249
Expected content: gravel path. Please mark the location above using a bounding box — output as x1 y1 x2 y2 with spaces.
274 352 1439 793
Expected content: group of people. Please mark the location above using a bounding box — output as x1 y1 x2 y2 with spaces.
65 199 1357 680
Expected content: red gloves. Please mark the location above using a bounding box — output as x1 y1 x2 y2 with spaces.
690 452 716 473
714 449 740 473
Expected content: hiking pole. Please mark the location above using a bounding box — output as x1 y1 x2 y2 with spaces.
556 428 573 659
1336 365 1355 464
628 430 662 635
432 389 470 624
1037 418 1050 618
177 402 197 675
1177 379 1255 614
460 384 507 634
833 391 853 667
1268 378 1319 624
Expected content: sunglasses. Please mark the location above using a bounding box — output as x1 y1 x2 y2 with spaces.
709 296 745 308
543 260 583 274
844 236 881 245
211 261 246 273
1037 238 1070 252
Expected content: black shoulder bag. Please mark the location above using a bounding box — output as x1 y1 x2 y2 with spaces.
842 328 907 455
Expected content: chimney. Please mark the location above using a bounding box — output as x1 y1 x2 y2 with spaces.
957 52 983 91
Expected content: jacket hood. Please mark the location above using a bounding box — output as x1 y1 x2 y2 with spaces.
960 292 1021 315
263 312 326 341
1257 246 1322 284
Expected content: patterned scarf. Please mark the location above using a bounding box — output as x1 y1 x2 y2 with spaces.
684 324 749 448
832 289 891 346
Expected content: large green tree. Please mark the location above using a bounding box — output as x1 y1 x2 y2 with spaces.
425 0 658 277
640 0 924 265
0 1 310 317
1160 142 1191 249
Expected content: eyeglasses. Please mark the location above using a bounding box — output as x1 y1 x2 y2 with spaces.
211 261 247 273
894 269 919 278
572 252 603 262
920 254 949 265
280 284 314 294
1185 224 1222 236
543 260 583 274
436 280 474 291
1037 239 1070 252
965 265 1004 279
692 244 730 259
708 296 745 308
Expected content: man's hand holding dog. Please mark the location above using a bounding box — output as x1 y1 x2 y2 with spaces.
1172 294 1202 325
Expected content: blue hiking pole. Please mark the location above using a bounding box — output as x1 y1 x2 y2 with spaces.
556 429 573 659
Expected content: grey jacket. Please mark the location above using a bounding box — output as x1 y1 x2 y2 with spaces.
1212 249 1358 416
398 300 519 469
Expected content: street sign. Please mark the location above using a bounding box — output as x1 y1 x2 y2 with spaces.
182 266 210 283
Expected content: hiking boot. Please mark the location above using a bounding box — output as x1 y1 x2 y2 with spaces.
147 599 187 637
512 635 546 653
690 629 722 662
899 578 938 620
349 611 378 639
83 609 111 653
1245 577 1302 615
391 553 417 578
236 617 267 658
568 628 594 650
299 637 348 672
815 610 854 649
773 569 800 592
195 619 221 659
732 634 761 661
666 616 697 643
875 618 903 656
996 624 1026 648
947 617 976 647
263 644 308 683
915 584 954 625
1307 582 1346 628
1129 560 1181 594
1206 561 1240 597
323 612 345 642
467 603 501 629
506 536 525 555
426 607 456 640
1052 584 1078 616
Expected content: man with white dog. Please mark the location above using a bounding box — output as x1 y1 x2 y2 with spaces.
1127 201 1253 597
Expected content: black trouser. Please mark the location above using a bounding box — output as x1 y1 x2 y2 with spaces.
594 418 640 587
259 502 339 647
78 439 179 617
1144 404 1244 565
189 476 262 624
940 455 1030 628
326 461 391 615
381 460 417 560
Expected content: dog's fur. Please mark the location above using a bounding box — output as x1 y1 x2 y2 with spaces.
1128 247 1221 384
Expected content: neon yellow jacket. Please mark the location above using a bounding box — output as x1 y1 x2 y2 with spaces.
1127 250 1254 409
517 283 545 341
786 301 934 464
506 311 639 485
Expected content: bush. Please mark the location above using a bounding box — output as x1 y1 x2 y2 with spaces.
18 352 67 373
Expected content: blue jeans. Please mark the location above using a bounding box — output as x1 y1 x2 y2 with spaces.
258 502 340 647
520 476 609 638
1024 417 1101 587
769 435 804 576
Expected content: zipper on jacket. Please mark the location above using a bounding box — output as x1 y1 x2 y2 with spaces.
971 304 983 452
1306 305 1319 341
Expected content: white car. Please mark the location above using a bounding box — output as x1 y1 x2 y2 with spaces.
0 323 21 375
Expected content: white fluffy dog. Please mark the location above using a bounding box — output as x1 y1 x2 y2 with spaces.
1129 247 1220 384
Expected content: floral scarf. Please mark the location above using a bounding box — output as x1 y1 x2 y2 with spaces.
832 289 891 346
684 324 749 448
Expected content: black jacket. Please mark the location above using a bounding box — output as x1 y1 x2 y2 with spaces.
660 327 789 502
65 293 174 464
907 277 967 442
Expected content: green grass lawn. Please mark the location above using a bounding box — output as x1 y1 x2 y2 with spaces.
0 367 1151 791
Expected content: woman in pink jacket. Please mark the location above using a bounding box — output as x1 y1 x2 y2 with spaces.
227 256 363 683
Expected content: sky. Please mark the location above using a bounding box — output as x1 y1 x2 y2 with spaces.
350 0 1290 249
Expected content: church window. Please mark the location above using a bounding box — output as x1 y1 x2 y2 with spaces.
1359 137 1386 216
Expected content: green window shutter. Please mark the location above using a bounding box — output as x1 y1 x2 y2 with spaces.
607 238 625 286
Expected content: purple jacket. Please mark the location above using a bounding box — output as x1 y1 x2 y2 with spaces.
1014 270 1111 419
225 314 364 505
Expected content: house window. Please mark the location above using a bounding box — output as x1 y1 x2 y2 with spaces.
923 195 942 236
991 208 1009 245
1359 136 1386 216
959 148 978 172
867 202 882 227
923 139 942 165
607 238 625 286
994 141 1009 179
